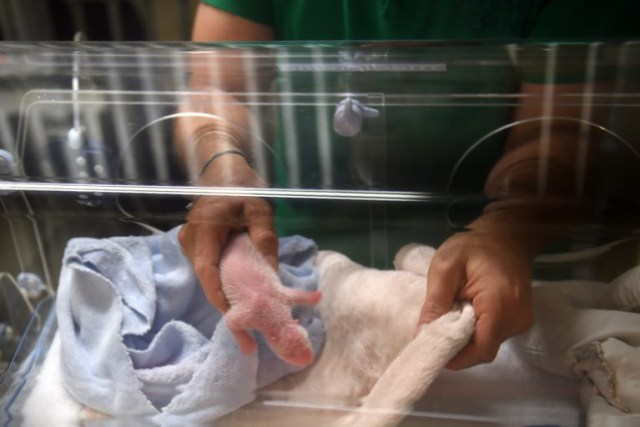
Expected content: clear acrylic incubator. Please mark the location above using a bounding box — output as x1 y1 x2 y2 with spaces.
0 40 639 426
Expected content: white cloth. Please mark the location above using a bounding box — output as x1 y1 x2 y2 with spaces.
217 245 583 427
512 264 640 426
20 334 87 426
26 240 637 426
21 243 475 427
216 246 476 427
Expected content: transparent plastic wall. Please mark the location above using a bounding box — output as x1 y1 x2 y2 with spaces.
0 41 639 425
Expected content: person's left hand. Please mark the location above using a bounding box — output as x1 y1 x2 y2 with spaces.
418 229 534 369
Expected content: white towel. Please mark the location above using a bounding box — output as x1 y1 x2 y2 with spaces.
512 264 640 425
216 245 476 427
26 241 601 426
21 242 475 426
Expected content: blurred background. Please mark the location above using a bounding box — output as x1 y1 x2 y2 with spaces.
0 0 199 41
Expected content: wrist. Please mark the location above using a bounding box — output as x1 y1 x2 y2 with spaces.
470 197 589 259
197 153 266 188
182 124 249 179
197 149 252 180
468 214 542 261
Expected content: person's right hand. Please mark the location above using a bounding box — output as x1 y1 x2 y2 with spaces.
178 153 278 313
418 228 534 369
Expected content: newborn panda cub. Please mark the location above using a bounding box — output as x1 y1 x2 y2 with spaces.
219 232 322 366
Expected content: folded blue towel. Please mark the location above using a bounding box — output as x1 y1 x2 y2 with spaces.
56 226 324 423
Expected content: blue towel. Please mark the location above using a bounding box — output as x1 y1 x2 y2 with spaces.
56 226 325 423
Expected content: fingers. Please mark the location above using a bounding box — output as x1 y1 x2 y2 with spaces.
446 301 502 370
179 195 277 314
179 197 242 313
179 221 231 313
245 198 279 270
418 231 535 369
446 274 533 370
418 249 465 325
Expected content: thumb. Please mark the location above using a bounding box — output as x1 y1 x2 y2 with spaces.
418 258 464 325
247 225 279 271
249 228 278 270
245 199 279 270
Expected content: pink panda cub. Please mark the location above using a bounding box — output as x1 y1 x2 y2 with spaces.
219 232 322 366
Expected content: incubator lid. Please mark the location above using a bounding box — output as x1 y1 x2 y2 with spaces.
0 40 637 194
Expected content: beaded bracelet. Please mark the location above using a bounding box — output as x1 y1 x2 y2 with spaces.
197 149 251 179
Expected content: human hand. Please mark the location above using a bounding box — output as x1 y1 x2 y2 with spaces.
178 153 278 313
418 230 534 369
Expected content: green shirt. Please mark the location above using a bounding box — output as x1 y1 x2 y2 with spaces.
199 0 640 267
202 0 640 41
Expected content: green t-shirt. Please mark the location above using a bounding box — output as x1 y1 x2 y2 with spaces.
202 0 640 41
199 0 640 267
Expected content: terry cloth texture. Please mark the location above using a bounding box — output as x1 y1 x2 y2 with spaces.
511 264 640 426
34 241 634 426
28 241 474 426
214 244 476 427
55 226 324 424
